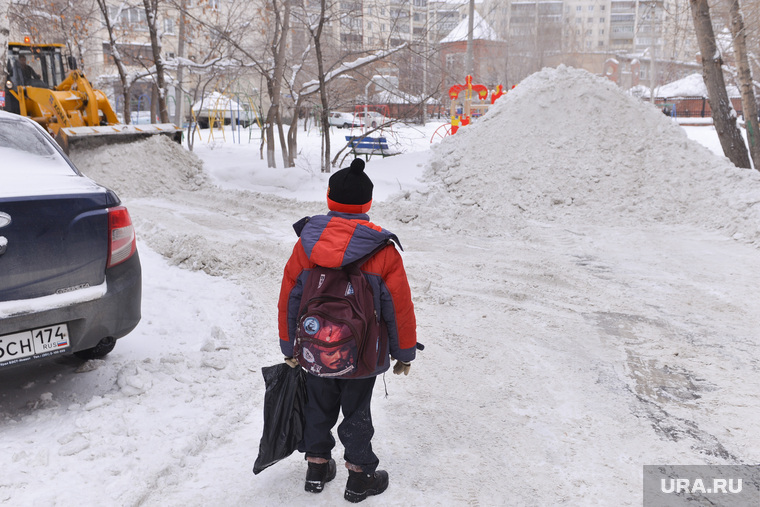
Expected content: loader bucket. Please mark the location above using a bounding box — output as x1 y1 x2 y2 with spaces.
56 123 183 153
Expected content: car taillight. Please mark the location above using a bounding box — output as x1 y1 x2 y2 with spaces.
107 206 137 268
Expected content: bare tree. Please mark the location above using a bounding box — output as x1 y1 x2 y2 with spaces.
728 0 760 170
0 0 9 82
96 0 133 124
173 0 187 126
142 0 169 123
8 0 99 67
690 0 750 168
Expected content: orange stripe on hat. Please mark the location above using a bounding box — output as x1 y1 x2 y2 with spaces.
327 195 372 214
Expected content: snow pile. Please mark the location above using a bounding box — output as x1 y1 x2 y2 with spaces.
70 135 207 197
413 65 760 245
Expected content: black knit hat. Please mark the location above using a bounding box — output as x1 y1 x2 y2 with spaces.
327 158 374 213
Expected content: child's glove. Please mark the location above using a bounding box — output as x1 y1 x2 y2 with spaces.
393 359 411 376
284 357 298 368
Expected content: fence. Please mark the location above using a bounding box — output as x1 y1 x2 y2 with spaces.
652 96 744 118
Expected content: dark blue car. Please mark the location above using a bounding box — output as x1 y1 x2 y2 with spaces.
0 111 141 368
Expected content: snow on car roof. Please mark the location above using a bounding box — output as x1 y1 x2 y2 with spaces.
0 112 104 198
0 147 103 198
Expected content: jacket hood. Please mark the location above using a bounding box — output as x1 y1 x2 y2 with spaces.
294 212 401 268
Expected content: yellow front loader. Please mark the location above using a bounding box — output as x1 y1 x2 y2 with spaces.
3 42 182 153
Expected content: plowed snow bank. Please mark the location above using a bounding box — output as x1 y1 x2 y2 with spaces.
419 66 760 245
70 135 207 197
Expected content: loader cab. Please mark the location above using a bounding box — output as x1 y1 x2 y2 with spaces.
7 43 67 89
4 43 68 114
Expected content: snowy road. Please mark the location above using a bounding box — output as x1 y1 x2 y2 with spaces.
3 66 760 506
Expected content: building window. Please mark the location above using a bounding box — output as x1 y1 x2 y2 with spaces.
598 40 604 46
588 5 594 10
164 18 175 34
588 17 593 22
599 29 604 34
600 17 605 23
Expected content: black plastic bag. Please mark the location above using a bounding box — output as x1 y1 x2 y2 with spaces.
252 363 307 475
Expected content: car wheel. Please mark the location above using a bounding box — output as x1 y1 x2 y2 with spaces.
74 337 116 360
343 123 350 129
371 121 378 128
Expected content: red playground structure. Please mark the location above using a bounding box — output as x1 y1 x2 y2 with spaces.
431 75 508 142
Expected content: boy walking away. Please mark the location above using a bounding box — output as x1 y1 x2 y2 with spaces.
278 158 417 503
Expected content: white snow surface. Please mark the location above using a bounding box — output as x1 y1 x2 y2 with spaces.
2 65 760 506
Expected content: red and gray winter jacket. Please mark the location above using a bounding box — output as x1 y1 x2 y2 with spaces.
278 211 417 374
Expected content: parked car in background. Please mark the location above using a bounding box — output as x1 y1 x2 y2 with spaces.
328 111 361 129
355 111 390 129
0 111 142 369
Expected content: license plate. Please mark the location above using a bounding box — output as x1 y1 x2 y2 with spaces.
0 324 70 366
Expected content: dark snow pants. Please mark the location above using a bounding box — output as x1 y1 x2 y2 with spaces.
300 374 379 473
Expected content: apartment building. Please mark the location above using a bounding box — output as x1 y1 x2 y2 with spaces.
6 0 701 121
481 0 697 88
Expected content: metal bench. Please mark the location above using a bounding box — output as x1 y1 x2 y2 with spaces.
345 136 395 160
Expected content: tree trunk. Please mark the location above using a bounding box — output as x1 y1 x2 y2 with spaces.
287 100 301 167
276 106 289 167
173 0 187 127
96 0 132 125
1 0 9 83
143 0 169 123
729 0 760 170
264 0 291 168
690 0 750 168
313 0 331 172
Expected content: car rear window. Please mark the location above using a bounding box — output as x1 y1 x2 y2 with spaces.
0 118 77 175
0 118 60 157
0 118 86 198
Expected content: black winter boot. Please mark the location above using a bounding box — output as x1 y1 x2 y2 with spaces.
344 469 389 503
305 459 336 493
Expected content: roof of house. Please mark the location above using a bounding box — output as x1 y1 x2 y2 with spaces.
439 10 503 44
650 73 740 99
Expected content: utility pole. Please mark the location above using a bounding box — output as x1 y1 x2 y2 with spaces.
465 0 474 77
649 1 657 104
422 1 429 125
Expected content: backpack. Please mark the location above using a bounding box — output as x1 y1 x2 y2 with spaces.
294 246 388 379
